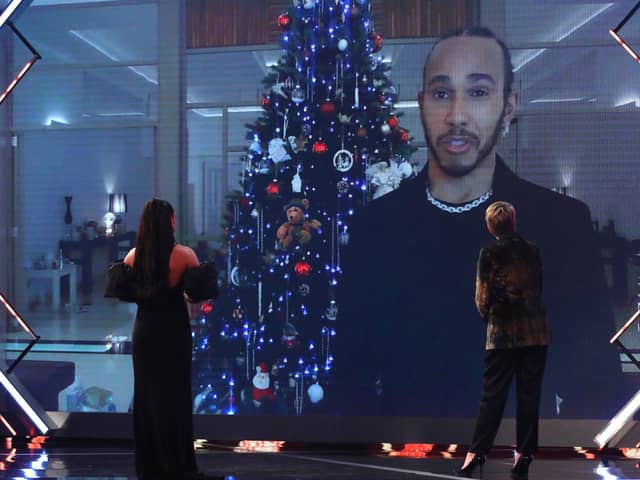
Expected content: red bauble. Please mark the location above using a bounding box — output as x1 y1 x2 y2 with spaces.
239 197 251 209
201 302 213 315
312 141 328 154
294 261 312 276
266 181 280 196
399 128 410 143
320 100 336 116
262 95 270 107
277 13 291 29
388 116 399 129
369 32 383 52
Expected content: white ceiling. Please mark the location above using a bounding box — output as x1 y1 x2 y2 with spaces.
10 0 640 118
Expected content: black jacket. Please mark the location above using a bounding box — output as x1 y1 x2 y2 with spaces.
475 233 549 349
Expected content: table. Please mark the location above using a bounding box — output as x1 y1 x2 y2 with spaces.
25 264 78 311
59 231 135 299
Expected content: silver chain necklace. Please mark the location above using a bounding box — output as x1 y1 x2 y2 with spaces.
426 186 493 214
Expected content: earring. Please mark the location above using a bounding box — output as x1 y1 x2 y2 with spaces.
501 123 510 137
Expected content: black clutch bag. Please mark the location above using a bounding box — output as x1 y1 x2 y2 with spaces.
183 262 219 302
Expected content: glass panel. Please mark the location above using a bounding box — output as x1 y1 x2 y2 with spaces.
14 2 157 65
13 66 157 129
12 125 154 414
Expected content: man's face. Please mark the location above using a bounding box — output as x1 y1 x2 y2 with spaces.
419 36 515 177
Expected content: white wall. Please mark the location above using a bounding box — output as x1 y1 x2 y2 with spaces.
18 127 154 262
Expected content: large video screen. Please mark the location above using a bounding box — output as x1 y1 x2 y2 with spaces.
188 1 639 420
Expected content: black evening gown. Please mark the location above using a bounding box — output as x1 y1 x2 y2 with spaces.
106 261 218 480
132 280 196 479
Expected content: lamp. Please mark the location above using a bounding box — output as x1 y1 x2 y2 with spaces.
108 193 127 234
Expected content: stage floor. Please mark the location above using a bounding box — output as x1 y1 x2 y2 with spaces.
2 439 640 479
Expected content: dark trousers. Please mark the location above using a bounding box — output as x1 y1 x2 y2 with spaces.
470 346 547 455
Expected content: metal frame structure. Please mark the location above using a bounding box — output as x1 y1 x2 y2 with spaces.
608 1 640 63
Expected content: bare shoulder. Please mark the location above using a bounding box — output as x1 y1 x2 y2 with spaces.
123 248 136 267
172 244 200 268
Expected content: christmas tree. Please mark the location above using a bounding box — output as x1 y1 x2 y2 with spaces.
192 0 417 416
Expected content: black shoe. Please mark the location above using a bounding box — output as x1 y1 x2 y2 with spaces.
510 455 533 480
456 454 485 478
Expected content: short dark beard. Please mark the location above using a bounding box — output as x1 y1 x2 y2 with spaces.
424 112 505 178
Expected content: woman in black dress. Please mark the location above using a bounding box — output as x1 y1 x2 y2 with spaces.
106 198 221 480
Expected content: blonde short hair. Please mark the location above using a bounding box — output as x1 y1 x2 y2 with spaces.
485 201 516 236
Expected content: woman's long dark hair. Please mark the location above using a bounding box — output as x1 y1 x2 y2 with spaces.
133 198 175 298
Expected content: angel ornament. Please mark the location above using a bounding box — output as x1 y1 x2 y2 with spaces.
366 160 414 200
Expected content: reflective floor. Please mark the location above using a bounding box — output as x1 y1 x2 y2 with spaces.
2 438 640 479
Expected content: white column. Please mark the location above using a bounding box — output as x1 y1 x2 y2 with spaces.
156 0 187 238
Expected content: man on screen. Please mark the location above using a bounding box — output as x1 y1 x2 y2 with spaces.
336 26 625 418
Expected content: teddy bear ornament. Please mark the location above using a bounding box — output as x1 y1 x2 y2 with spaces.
276 198 321 250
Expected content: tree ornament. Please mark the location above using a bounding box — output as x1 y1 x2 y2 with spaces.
232 305 245 321
307 382 324 403
387 115 399 129
291 85 305 104
325 300 338 321
337 38 348 52
230 266 250 287
284 76 295 91
338 113 352 124
201 301 213 315
269 138 292 163
380 122 391 135
266 181 280 197
298 283 311 296
301 0 314 10
257 157 272 174
251 208 259 218
369 32 383 52
301 123 312 136
249 139 262 153
277 13 291 30
356 126 368 138
252 362 275 407
271 82 287 98
337 180 349 194
338 229 349 245
396 128 410 143
261 95 271 107
277 198 322 250
368 55 378 71
312 140 328 154
320 100 336 117
333 149 354 172
239 197 251 209
294 261 312 276
294 135 308 153
282 322 300 349
291 165 303 193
